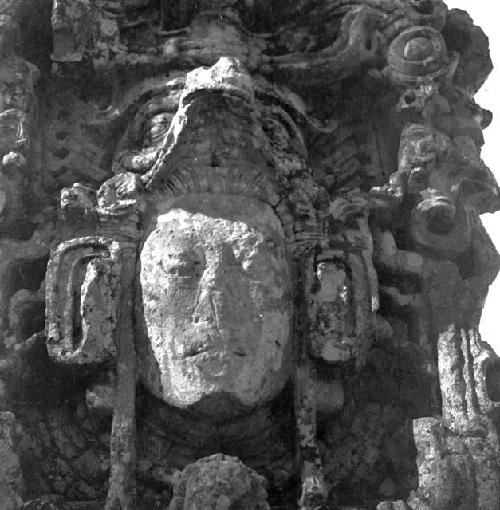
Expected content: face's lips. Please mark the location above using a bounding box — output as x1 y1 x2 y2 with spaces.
182 332 214 358
181 333 247 359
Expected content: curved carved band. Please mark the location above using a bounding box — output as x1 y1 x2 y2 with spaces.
45 237 121 364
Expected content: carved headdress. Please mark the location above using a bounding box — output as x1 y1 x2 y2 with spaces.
59 57 329 253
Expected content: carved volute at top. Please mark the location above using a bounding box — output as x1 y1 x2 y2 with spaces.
0 1 498 510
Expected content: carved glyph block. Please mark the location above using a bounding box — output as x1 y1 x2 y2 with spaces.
308 250 373 367
45 237 121 364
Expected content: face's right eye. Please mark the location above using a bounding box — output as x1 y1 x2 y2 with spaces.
159 258 204 279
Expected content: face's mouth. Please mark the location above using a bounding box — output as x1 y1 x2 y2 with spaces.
182 350 233 379
183 338 211 358
181 333 247 359
425 210 454 234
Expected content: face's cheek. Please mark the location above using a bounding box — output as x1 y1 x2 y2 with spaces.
143 279 199 361
258 309 292 369
237 269 292 374
231 282 292 401
212 275 263 348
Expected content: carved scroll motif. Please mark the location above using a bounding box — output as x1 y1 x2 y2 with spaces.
45 237 121 364
48 0 450 91
386 26 456 84
384 24 458 114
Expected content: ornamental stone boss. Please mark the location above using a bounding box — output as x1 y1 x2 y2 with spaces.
0 1 499 510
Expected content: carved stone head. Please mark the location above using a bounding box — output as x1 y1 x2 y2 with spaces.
45 55 381 400
136 194 293 415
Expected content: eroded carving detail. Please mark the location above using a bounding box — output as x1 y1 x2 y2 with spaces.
0 1 498 510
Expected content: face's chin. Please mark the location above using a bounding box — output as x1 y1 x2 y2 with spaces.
163 353 266 421
157 311 292 409
136 194 293 416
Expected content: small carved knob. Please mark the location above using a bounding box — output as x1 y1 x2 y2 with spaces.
169 454 270 510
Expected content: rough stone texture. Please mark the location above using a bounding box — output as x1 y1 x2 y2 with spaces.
0 1 498 509
0 412 24 510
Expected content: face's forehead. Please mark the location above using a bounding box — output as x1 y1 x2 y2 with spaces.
153 194 286 244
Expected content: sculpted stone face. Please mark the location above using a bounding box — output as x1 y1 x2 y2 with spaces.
409 157 477 255
402 126 495 225
136 194 293 414
398 124 497 255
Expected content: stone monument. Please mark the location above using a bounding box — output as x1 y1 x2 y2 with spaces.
0 1 499 509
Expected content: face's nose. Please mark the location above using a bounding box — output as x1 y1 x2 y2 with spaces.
191 245 249 327
191 287 222 326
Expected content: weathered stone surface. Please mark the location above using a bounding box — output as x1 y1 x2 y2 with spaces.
0 1 498 509
0 412 23 510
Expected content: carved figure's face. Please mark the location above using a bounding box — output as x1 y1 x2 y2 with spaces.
409 156 481 255
136 194 293 415
404 128 497 255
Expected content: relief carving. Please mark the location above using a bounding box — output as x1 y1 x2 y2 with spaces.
0 1 498 510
